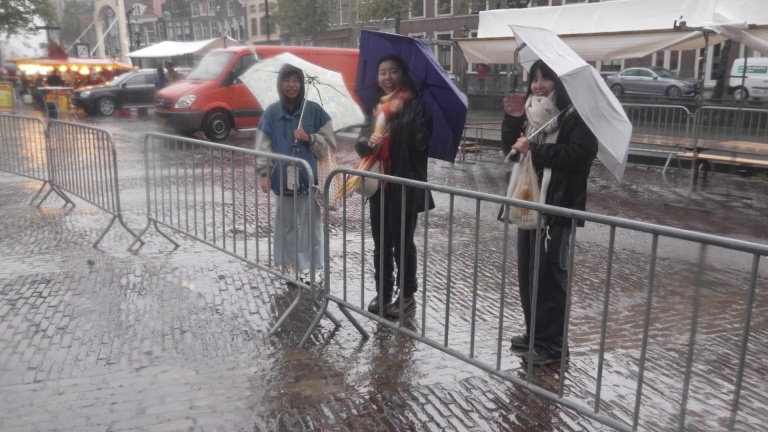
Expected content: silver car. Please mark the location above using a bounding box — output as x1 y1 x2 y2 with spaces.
605 67 702 98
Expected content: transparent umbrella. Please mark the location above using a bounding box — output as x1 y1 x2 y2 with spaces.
241 52 364 131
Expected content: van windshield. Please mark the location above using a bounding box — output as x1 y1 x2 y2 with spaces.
187 52 236 80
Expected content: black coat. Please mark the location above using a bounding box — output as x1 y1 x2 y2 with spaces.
501 111 597 227
355 97 435 214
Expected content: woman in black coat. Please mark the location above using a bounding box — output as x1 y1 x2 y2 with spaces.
502 60 598 365
355 55 434 318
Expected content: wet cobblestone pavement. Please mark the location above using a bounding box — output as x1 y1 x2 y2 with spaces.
1 107 768 431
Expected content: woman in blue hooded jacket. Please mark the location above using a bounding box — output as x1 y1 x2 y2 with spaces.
255 64 336 283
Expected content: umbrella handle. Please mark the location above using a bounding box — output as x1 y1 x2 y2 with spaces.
293 97 309 146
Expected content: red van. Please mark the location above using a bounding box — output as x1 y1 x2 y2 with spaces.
154 45 359 141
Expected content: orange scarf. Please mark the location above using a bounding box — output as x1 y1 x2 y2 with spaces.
337 87 414 199
372 86 414 175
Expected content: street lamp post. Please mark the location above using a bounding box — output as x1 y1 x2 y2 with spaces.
458 24 470 92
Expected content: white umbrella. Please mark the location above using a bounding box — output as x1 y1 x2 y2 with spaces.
241 52 364 131
509 25 632 182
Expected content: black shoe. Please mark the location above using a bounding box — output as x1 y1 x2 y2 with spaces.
520 348 569 366
510 334 530 350
367 295 392 314
384 294 416 318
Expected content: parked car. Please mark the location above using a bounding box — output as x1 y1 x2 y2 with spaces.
605 66 702 98
727 57 768 100
71 69 158 116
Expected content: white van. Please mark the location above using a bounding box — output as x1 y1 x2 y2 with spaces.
727 57 768 100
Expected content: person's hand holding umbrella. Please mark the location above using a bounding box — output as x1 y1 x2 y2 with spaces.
294 125 311 143
512 133 530 156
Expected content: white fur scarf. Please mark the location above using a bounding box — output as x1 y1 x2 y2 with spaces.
525 92 559 137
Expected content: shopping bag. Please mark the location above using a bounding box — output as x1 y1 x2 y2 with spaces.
503 152 542 230
316 145 343 210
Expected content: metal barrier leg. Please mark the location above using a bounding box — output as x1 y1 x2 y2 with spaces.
299 301 368 347
34 183 74 208
270 283 341 336
662 154 674 183
92 215 146 248
128 220 179 251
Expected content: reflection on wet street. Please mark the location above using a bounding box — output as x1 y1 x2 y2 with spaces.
1 106 768 431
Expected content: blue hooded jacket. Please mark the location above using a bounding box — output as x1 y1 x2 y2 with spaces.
257 63 331 195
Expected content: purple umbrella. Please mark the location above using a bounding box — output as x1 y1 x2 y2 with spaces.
356 30 468 163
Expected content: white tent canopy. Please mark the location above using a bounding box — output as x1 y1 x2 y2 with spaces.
127 37 243 58
457 0 768 65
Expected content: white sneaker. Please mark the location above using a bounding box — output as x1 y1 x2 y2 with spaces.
299 269 324 285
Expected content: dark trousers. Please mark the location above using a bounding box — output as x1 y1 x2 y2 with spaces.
517 225 571 356
369 191 419 298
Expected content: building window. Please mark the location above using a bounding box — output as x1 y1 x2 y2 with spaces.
200 2 208 15
228 1 235 16
238 18 245 40
172 0 179 12
210 21 220 37
147 24 156 44
133 4 141 15
202 21 210 39
258 17 267 35
436 0 451 15
251 18 258 36
411 0 424 18
208 1 216 15
168 20 176 40
175 21 183 40
183 20 191 40
469 0 488 13
436 33 453 72
193 21 202 40
327 0 337 25
340 0 349 24
599 60 622 74
191 2 199 17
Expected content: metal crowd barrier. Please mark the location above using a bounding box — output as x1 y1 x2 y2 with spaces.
692 106 768 147
45 120 141 247
687 106 768 189
620 104 694 181
131 133 338 334
0 114 71 205
301 167 768 432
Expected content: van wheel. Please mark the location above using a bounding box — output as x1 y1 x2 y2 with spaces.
97 97 116 116
203 110 231 141
666 86 682 98
610 84 624 96
733 87 749 100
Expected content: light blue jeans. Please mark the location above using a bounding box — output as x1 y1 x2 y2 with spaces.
273 194 323 272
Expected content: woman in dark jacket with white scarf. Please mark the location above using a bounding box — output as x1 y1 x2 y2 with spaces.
355 55 434 318
501 60 598 366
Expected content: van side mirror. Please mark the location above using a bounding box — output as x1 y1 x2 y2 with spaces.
224 70 236 86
